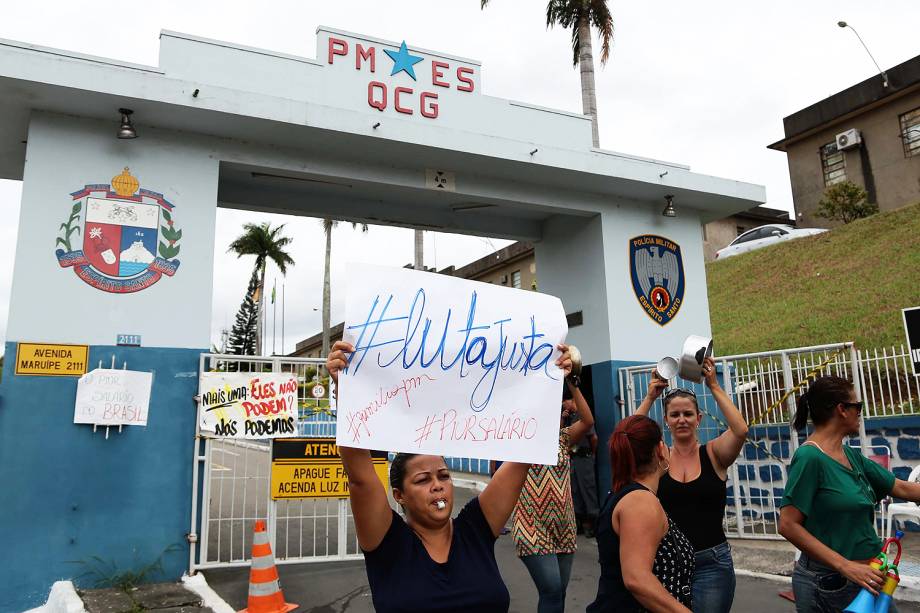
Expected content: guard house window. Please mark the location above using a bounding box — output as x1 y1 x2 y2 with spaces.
511 270 521 289
900 107 920 158
821 142 846 186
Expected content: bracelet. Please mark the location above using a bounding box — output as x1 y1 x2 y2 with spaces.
567 374 581 388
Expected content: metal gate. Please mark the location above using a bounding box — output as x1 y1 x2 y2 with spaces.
188 353 362 572
619 342 868 540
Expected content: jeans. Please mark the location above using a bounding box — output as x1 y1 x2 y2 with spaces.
792 553 898 613
520 552 575 613
692 541 735 613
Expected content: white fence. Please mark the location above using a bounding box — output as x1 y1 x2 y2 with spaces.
189 354 362 572
859 345 920 418
619 342 920 541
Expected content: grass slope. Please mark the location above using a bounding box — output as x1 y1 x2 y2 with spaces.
707 202 920 355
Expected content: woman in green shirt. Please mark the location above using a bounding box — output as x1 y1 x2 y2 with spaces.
779 375 920 612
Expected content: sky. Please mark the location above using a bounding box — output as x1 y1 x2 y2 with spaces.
0 0 917 353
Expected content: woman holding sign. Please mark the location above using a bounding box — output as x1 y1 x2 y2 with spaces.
635 357 748 613
327 340 573 613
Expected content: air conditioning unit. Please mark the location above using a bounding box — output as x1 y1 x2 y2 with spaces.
836 128 862 151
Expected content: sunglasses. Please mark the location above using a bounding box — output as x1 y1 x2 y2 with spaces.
842 401 864 413
664 387 697 400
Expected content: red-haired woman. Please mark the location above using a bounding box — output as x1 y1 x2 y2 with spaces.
587 415 694 612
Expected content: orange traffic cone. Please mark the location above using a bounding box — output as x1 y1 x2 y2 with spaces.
239 520 298 613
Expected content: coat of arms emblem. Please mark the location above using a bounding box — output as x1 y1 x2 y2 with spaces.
55 167 182 293
629 235 684 326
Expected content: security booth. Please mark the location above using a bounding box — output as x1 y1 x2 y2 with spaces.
0 28 764 610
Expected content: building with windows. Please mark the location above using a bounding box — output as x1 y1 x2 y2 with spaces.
769 54 920 228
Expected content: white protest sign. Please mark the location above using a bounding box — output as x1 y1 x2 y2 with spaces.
337 263 568 465
74 368 153 426
198 372 299 439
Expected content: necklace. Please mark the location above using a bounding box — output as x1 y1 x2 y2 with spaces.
671 443 698 458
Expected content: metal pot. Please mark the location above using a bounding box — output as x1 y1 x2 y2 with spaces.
655 356 679 380
678 335 714 383
568 345 583 377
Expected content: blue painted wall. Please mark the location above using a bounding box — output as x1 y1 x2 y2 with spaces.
0 343 203 612
590 359 643 498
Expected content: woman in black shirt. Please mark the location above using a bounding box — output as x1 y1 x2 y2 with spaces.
326 340 573 613
587 414 694 612
636 356 749 613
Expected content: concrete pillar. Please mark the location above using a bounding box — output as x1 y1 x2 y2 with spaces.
0 113 218 611
536 202 712 494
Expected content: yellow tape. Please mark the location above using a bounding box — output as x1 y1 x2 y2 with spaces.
749 348 847 426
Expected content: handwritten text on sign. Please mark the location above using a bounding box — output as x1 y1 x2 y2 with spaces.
198 372 299 439
337 264 567 465
74 368 153 426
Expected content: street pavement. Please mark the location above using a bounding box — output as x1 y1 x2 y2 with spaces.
199 461 920 611
205 533 920 612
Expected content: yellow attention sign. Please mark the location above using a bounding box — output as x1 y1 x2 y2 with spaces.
271 438 388 500
15 343 89 376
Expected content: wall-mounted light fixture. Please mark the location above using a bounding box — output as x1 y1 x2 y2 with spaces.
117 108 137 139
662 194 677 218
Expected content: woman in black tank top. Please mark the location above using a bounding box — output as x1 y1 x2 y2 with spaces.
635 357 749 613
588 415 694 612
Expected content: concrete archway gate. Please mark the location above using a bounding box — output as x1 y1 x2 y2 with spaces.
0 28 763 610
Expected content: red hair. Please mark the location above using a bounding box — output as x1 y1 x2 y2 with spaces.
609 415 663 493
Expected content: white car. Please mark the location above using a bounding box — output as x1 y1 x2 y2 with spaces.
715 224 827 260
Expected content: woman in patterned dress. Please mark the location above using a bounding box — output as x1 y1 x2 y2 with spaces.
511 375 595 613
587 415 694 612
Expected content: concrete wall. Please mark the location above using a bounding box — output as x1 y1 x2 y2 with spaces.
537 203 712 494
785 90 920 228
729 418 920 528
158 29 593 153
0 113 217 612
7 113 219 347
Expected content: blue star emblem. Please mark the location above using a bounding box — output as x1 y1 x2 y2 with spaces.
384 41 424 81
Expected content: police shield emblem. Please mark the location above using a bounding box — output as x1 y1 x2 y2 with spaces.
629 235 685 326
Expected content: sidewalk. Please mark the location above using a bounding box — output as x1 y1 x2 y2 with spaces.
198 477 920 612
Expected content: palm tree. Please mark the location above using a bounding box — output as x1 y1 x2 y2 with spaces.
228 222 295 355
481 0 613 147
321 218 369 357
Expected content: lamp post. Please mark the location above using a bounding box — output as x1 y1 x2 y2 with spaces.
837 21 889 88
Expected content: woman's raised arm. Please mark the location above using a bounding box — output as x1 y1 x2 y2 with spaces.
704 357 749 470
328 341 392 551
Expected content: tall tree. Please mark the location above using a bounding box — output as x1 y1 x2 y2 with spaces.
321 219 369 357
228 222 295 355
481 0 613 147
227 270 260 358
